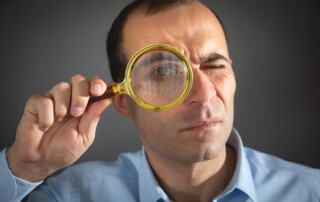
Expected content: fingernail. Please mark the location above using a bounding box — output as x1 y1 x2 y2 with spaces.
40 127 49 132
72 107 83 117
92 85 102 94
56 117 63 122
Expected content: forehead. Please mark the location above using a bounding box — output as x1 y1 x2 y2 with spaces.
122 2 229 61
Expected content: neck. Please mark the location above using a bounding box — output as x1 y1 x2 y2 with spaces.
145 146 236 202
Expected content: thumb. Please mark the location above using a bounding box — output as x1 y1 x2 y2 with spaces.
78 97 113 137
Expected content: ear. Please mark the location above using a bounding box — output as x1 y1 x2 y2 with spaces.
113 94 134 120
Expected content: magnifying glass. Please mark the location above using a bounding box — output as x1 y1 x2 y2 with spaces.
90 44 193 111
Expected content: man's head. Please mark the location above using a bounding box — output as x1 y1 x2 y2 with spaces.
108 0 236 163
107 0 227 82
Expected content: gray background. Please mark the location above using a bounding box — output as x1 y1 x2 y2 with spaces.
1 0 319 168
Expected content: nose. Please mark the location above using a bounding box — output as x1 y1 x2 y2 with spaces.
184 68 216 107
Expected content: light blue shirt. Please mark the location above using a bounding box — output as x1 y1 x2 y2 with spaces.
0 129 319 202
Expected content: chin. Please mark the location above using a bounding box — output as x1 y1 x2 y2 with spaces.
180 129 226 160
195 143 224 161
177 138 225 163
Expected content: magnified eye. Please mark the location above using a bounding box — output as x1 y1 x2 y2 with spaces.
149 65 174 83
129 46 192 109
152 65 172 76
149 63 183 83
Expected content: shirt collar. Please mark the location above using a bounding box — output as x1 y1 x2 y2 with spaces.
218 128 258 202
138 147 171 202
137 128 258 202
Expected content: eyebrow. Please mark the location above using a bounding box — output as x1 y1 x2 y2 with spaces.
136 52 181 68
199 53 229 64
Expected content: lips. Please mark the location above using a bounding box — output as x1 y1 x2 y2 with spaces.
181 119 221 132
178 103 224 133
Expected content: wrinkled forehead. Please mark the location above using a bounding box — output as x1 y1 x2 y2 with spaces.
122 2 229 62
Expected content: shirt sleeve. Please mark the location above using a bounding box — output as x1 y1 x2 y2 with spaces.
0 148 42 202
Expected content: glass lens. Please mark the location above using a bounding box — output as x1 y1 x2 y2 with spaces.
131 50 187 106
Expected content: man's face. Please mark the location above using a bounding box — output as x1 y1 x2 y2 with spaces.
121 3 236 163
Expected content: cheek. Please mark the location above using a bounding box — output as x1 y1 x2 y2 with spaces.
127 93 180 139
133 108 183 156
131 106 173 139
212 71 236 105
214 71 236 131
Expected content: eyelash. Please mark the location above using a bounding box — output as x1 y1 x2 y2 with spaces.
201 64 225 70
212 65 224 68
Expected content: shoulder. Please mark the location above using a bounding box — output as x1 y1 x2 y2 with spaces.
45 150 142 192
63 149 143 182
245 147 319 174
244 147 320 201
28 150 143 201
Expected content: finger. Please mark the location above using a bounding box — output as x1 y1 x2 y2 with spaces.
50 82 71 122
90 76 107 97
15 95 50 148
79 97 113 140
70 74 90 117
30 96 55 132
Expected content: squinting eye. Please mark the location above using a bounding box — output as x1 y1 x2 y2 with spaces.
201 64 225 70
211 65 224 69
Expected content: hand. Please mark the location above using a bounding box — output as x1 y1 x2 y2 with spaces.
6 74 113 182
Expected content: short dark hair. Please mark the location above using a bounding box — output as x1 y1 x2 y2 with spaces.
106 0 226 82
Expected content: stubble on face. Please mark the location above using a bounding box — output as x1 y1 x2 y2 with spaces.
122 2 236 164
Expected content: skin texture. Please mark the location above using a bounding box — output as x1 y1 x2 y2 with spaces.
112 2 237 202
6 75 114 182
7 2 237 202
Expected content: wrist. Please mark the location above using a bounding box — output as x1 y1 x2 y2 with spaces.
6 146 52 182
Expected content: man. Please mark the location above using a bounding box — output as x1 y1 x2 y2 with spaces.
0 0 319 201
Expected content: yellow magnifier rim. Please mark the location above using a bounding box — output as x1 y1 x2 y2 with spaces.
114 44 193 111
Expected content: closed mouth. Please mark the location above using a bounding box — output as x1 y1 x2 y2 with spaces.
181 120 220 132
